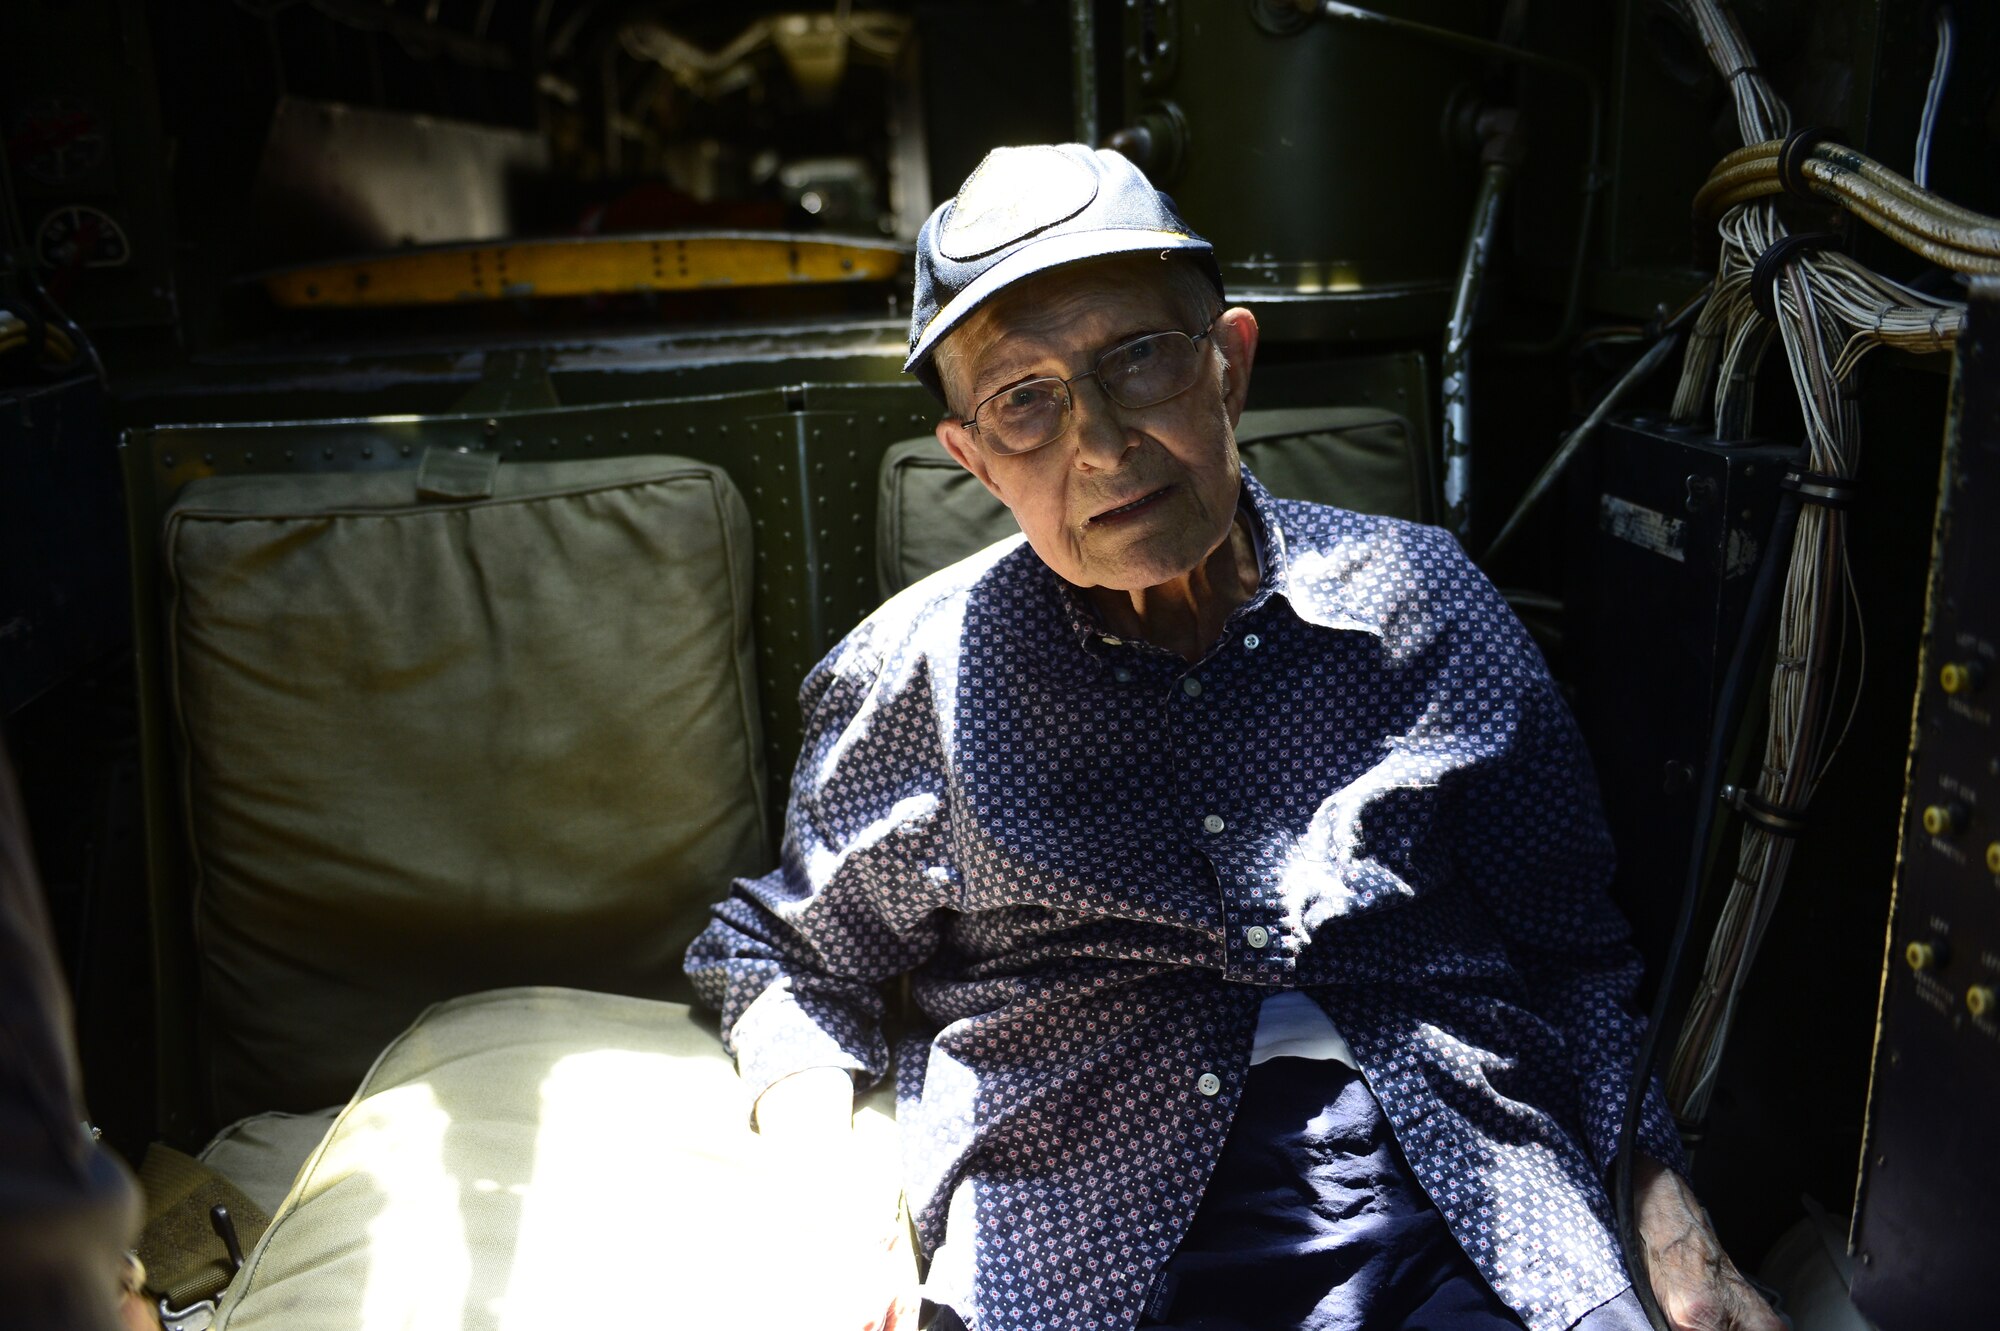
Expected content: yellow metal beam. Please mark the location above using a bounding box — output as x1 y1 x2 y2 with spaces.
257 232 906 308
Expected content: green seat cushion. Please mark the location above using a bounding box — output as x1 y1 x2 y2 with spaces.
201 1108 344 1217
213 987 911 1330
165 455 769 1121
874 405 1429 596
874 436 1026 598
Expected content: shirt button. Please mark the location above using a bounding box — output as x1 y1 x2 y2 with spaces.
1113 666 1134 683
1196 1072 1222 1097
1181 676 1203 698
1242 633 1262 650
1202 814 1225 835
1244 925 1270 949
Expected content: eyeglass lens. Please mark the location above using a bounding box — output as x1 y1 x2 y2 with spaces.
976 330 1204 455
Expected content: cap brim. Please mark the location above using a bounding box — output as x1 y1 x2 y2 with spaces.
904 227 1215 380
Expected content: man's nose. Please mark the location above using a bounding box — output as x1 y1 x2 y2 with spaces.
1065 376 1134 469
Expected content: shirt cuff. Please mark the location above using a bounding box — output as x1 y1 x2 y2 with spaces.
729 982 874 1121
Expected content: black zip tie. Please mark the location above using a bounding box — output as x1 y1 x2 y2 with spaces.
1751 232 1840 323
1777 126 1845 200
1779 467 1859 509
1720 783 1809 838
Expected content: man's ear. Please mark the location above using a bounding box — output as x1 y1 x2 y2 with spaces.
1215 306 1260 428
937 417 1006 502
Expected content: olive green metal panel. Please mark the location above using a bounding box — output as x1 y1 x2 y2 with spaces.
120 440 201 1147
113 319 910 428
1117 0 1490 340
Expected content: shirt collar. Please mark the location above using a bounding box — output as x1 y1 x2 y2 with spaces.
1051 463 1385 651
1235 465 1383 637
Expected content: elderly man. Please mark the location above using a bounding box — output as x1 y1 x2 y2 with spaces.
687 145 1778 1331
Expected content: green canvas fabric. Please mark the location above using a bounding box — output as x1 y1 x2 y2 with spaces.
214 987 911 1331
873 405 1429 597
875 438 1026 597
135 1144 270 1306
164 455 769 1123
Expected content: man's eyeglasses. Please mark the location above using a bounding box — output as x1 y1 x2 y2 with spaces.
964 315 1222 457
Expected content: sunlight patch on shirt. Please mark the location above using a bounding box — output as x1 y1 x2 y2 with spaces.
1273 754 1435 939
805 792 941 887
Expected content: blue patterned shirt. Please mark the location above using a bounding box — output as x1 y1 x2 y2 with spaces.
686 467 1684 1331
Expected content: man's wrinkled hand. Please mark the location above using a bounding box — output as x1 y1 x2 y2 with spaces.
755 1064 857 1145
1633 1159 1784 1331
751 1068 914 1330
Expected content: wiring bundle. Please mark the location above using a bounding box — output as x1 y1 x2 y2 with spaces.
1611 5 1986 1329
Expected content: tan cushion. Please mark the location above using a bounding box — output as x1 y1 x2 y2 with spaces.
214 987 912 1330
874 405 1427 596
165 455 770 1121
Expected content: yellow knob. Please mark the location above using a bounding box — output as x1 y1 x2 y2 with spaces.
1906 941 1938 972
1988 842 2000 874
1923 803 1964 836
1968 986 1997 1019
1940 661 1986 695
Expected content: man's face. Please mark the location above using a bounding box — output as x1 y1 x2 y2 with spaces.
934 257 1258 594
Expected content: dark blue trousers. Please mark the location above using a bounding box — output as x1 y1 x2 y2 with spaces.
930 1056 1651 1331
1137 1056 1650 1330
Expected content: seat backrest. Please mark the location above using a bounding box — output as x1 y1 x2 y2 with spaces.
874 404 1433 597
161 451 769 1121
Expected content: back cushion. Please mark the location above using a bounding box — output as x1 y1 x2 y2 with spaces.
165 454 769 1120
875 405 1430 596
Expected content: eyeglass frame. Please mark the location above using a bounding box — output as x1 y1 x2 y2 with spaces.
959 312 1226 457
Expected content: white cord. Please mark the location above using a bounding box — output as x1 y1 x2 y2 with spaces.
1915 7 1956 191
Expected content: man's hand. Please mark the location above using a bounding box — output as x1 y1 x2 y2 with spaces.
751 1068 916 1329
1633 1159 1783 1331
755 1064 857 1143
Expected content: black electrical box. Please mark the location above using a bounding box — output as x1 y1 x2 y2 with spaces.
1565 416 1795 988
